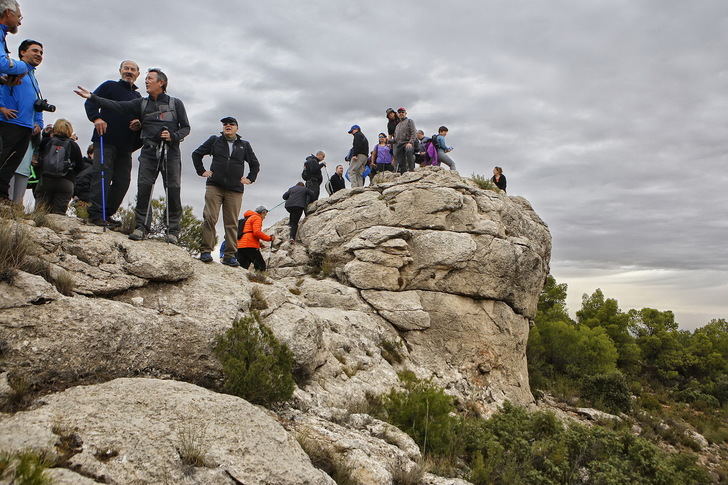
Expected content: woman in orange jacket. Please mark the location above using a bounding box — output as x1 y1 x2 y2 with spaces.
237 206 274 270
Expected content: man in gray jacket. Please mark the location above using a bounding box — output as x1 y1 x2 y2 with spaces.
393 107 416 173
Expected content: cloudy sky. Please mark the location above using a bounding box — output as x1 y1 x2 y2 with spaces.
19 0 727 329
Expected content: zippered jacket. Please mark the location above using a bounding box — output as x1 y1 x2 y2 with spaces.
191 134 260 192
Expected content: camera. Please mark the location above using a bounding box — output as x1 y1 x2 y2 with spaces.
34 98 56 113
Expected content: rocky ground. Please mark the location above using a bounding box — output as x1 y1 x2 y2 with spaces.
0 168 552 484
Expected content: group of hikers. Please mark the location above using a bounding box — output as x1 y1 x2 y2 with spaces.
0 0 508 272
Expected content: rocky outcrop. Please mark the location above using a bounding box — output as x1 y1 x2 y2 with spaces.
0 378 334 484
0 167 550 483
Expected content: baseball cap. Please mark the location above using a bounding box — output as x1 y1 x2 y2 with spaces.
220 116 238 125
348 124 360 133
397 107 406 112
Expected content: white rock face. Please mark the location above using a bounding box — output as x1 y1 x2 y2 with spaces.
0 378 335 485
0 168 551 483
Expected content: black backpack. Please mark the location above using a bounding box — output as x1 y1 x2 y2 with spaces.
41 137 73 176
236 215 251 240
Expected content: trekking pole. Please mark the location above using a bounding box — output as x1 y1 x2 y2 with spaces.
161 137 170 241
266 243 273 270
99 135 107 232
268 200 285 212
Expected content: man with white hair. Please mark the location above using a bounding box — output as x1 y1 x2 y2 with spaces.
83 60 143 226
0 0 28 76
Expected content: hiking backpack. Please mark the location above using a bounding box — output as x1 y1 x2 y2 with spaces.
424 135 440 166
236 215 251 240
41 137 73 176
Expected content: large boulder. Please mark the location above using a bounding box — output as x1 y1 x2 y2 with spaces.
0 378 335 484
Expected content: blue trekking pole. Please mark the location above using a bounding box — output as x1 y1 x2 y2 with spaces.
99 135 108 231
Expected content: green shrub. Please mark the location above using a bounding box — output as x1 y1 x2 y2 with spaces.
213 313 295 407
378 371 462 457
580 371 632 414
470 174 500 192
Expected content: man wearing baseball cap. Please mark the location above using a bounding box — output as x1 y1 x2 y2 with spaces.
347 124 368 188
393 107 417 173
191 116 260 266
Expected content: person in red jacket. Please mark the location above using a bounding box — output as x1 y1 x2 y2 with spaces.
237 205 274 270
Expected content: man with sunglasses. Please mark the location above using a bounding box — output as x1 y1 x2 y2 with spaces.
192 116 260 266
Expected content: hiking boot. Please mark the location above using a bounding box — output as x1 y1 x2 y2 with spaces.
90 218 122 228
165 234 179 244
199 252 213 263
128 228 146 241
221 256 240 267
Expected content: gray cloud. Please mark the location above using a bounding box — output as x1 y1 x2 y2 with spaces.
17 0 728 326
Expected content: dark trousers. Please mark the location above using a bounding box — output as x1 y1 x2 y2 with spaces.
376 163 394 173
135 153 182 235
394 143 415 173
88 142 132 220
287 206 304 241
36 177 74 214
305 179 321 202
0 122 32 200
237 247 266 271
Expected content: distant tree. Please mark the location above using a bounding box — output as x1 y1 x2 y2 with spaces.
577 289 641 373
536 275 573 325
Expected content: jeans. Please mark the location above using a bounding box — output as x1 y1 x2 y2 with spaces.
437 149 456 170
201 184 243 258
394 143 415 173
89 142 133 220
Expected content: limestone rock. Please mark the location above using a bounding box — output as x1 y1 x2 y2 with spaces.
0 378 335 484
360 289 430 330
0 271 59 309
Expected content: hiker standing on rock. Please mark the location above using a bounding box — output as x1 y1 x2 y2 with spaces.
393 107 416 173
371 132 394 173
237 205 274 271
433 126 456 171
282 181 314 243
301 151 326 202
192 116 260 267
74 68 191 243
83 60 142 227
347 125 368 188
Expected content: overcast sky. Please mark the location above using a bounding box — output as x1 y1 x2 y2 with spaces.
19 0 727 329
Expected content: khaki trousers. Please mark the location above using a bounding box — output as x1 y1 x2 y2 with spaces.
201 184 243 258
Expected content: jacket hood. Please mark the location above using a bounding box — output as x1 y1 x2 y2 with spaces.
243 210 258 218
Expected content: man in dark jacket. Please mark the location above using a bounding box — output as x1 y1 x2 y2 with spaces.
83 60 142 226
74 68 191 243
282 181 314 243
329 164 345 193
302 151 326 202
192 116 260 266
347 125 368 188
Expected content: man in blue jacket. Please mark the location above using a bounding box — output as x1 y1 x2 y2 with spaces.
0 38 41 202
191 116 260 266
83 60 142 225
0 1 28 76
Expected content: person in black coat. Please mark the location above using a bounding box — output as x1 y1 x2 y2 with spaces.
72 144 95 203
329 164 346 193
491 166 507 192
35 119 84 214
282 182 315 243
302 151 326 202
191 116 260 265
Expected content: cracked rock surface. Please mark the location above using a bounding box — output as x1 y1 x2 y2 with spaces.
0 167 550 484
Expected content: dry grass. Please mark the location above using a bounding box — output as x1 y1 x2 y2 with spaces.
52 269 75 296
177 423 212 469
0 221 32 283
390 459 426 485
250 286 269 311
296 432 355 485
1 375 32 412
0 449 54 485
247 271 272 284
381 339 404 365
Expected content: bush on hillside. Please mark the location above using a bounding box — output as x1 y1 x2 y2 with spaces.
213 313 295 407
580 371 632 414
